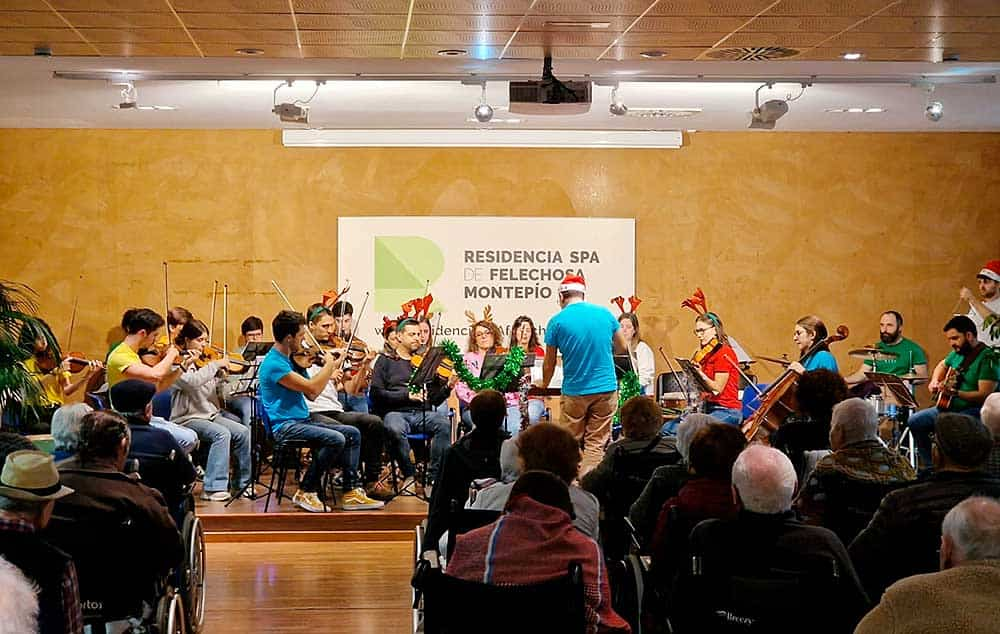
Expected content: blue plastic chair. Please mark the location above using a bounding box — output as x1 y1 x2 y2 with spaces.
151 388 173 420
741 383 769 420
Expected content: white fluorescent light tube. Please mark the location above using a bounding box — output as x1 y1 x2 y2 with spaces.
283 129 683 148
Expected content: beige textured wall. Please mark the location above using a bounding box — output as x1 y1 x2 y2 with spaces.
1 129 997 389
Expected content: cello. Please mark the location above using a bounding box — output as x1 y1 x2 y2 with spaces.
740 325 849 441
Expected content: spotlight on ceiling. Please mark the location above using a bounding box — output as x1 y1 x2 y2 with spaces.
473 84 494 123
272 80 321 125
842 52 863 60
748 83 788 130
925 100 944 122
112 81 138 109
609 86 628 116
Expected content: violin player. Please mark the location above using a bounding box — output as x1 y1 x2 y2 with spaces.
689 312 743 426
19 319 103 425
370 318 456 493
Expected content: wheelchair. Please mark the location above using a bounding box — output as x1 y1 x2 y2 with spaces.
47 482 206 633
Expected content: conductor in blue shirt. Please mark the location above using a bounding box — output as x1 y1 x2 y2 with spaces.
538 273 629 476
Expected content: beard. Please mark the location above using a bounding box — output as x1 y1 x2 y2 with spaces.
879 331 898 344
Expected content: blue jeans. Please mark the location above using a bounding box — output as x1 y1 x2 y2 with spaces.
184 411 251 492
151 416 199 455
226 395 254 428
383 409 451 482
308 413 364 489
273 419 359 492
338 390 371 415
908 405 982 468
704 405 743 426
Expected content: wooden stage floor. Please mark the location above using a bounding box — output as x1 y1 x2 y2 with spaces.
205 540 415 634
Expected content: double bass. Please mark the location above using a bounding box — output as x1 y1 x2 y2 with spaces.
740 325 849 441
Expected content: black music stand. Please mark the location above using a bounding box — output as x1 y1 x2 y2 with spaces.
403 346 451 500
481 353 535 393
674 358 715 395
613 353 636 380
225 342 273 507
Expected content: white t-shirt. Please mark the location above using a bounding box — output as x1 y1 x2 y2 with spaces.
629 341 656 394
305 365 344 414
968 295 1000 347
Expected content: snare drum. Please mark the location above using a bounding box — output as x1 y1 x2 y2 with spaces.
866 394 888 417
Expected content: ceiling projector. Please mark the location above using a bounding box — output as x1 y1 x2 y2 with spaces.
272 102 309 124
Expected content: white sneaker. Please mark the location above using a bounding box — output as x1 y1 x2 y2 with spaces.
201 490 231 502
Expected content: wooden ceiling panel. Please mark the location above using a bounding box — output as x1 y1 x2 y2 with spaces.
190 29 299 44
0 41 95 55
48 0 168 11
95 42 201 56
59 12 182 28
883 1 1000 18
169 0 291 12
199 42 303 56
0 11 67 28
65 28 193 43
182 12 302 29
857 17 1000 32
293 0 535 15
0 28 85 43
767 0 904 17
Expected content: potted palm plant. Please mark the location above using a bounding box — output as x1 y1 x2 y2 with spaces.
0 280 61 430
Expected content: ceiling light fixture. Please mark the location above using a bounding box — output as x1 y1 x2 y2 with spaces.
437 49 467 56
109 80 175 111
842 52 863 60
625 107 702 118
748 82 808 130
609 85 628 116
473 83 494 123
235 48 264 56
925 100 944 121
824 107 886 113
272 80 322 125
545 21 610 28
639 50 666 59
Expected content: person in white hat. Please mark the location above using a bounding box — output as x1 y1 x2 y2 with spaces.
538 273 629 476
0 449 82 634
960 259 1000 347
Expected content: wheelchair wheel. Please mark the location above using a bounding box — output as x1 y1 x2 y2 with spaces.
155 591 186 634
180 514 206 633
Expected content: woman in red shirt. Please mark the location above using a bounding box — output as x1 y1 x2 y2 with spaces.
691 313 743 426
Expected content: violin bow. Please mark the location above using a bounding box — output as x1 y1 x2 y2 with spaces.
162 261 170 328
208 280 220 347
223 283 229 359
271 280 325 353
343 291 370 351
66 275 82 353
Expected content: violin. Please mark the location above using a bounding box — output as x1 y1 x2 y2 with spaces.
138 334 173 367
409 352 456 381
34 350 95 375
192 345 250 374
692 337 721 364
740 324 849 441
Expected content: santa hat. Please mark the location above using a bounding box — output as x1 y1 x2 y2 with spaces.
977 260 1000 283
559 274 586 294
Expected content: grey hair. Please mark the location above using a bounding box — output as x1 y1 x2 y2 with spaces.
676 414 718 462
0 556 39 634
830 398 878 446
732 445 797 514
981 393 1000 437
51 403 93 453
942 496 1000 562
499 438 520 483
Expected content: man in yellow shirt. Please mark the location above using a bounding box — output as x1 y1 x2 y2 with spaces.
106 308 198 454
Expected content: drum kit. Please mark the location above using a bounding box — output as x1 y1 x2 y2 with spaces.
756 346 926 467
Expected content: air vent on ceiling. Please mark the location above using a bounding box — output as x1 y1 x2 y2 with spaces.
625 108 702 119
706 46 799 61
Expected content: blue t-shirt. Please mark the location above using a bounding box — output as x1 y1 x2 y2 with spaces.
544 302 619 396
802 350 838 373
258 347 309 431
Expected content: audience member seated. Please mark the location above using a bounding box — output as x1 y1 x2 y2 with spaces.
448 470 631 634
50 403 92 462
0 448 82 634
849 413 1000 600
581 396 679 516
55 410 182 584
856 496 1000 634
0 555 40 634
110 379 197 521
628 414 714 547
469 422 600 540
670 445 869 633
982 393 1000 477
770 368 849 477
795 398 916 545
649 423 745 599
424 390 508 554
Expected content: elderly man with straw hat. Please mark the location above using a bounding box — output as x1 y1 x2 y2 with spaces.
0 448 82 634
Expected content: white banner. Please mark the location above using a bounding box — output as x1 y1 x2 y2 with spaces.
337 216 635 348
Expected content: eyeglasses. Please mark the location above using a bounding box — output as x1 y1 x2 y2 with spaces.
694 328 713 335
475 331 492 338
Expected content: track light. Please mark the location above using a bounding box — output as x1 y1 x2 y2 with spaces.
473 84 494 123
113 81 137 109
272 80 322 125
609 86 628 116
925 100 944 122
748 82 807 130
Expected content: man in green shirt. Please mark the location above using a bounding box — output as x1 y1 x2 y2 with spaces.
908 315 999 468
845 310 929 383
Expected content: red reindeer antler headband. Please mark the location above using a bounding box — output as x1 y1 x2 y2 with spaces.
611 295 642 314
680 288 707 315
321 280 352 308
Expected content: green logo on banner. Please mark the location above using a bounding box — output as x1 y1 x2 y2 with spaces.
374 236 444 312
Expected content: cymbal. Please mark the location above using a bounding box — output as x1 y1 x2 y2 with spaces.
897 372 928 383
756 354 791 366
848 347 899 361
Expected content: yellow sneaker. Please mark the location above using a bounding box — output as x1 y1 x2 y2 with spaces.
342 488 386 511
292 489 327 513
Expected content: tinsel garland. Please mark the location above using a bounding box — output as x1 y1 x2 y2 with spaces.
614 370 643 423
408 340 526 393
